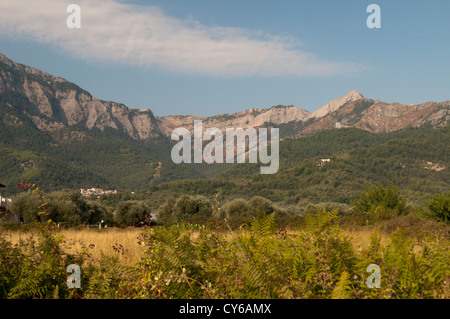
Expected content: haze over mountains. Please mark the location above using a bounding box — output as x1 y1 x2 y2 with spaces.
0 52 449 198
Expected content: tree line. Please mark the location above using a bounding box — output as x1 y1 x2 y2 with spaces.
2 184 448 228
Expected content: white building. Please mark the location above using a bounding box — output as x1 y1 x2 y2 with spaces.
0 196 11 210
0 196 17 222
316 158 331 166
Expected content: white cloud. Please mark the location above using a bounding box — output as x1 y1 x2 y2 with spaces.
0 0 362 77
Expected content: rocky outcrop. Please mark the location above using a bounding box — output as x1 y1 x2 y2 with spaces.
312 90 364 119
357 101 449 132
157 105 311 135
297 97 449 136
1 52 448 143
0 52 163 141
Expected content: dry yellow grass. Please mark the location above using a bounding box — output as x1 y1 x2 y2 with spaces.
342 228 388 252
283 228 389 252
2 227 147 267
63 227 147 266
1 226 405 268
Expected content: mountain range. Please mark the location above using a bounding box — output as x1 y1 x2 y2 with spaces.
0 52 448 199
1 52 448 143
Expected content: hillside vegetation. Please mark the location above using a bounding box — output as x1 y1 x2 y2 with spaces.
137 125 449 207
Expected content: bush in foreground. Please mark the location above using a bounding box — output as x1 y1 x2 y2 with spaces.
351 184 408 223
427 192 450 224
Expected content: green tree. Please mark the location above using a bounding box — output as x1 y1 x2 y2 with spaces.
114 200 151 226
352 184 407 217
156 196 176 225
11 190 112 226
427 192 450 223
45 191 81 225
84 201 113 226
249 196 275 216
172 195 212 223
10 190 46 223
221 198 250 218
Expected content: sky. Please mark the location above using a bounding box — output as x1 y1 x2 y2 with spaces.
0 0 449 116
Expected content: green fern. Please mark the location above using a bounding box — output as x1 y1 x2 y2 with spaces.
332 271 353 299
250 213 276 238
305 208 341 235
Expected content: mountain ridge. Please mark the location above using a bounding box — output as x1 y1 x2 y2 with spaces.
312 89 365 119
1 52 448 143
0 52 449 198
0 52 163 141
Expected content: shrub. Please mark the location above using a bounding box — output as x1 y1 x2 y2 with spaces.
155 196 176 225
172 195 213 223
352 184 407 218
114 201 151 226
11 190 111 226
0 226 87 299
220 198 250 218
427 192 450 223
140 210 449 299
1 210 448 299
10 190 46 223
374 214 449 239
248 196 275 216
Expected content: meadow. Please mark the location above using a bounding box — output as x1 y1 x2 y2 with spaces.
1 210 448 299
1 225 387 267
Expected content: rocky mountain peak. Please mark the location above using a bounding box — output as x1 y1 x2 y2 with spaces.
1 52 448 143
0 52 163 141
312 90 365 119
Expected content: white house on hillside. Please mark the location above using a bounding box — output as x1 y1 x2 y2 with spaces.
316 159 331 166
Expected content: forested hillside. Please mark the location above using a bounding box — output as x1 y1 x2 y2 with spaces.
95 125 449 211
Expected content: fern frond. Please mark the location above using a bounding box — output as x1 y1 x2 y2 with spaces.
305 208 340 235
331 271 353 299
251 213 276 238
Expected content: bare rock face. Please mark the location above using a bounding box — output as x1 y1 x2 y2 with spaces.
208 105 311 129
0 52 163 142
130 109 163 140
156 115 207 136
312 90 364 119
297 97 449 136
1 51 448 144
357 101 449 132
23 78 53 117
157 105 311 136
30 116 64 132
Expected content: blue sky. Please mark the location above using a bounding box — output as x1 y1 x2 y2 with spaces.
0 0 449 116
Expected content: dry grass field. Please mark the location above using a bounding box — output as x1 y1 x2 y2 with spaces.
1 213 448 299
1 227 146 267
1 226 391 267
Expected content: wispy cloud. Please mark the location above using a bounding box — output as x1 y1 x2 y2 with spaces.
0 0 362 77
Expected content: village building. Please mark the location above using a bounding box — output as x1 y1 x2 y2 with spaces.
0 183 18 222
80 188 119 198
316 158 331 166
